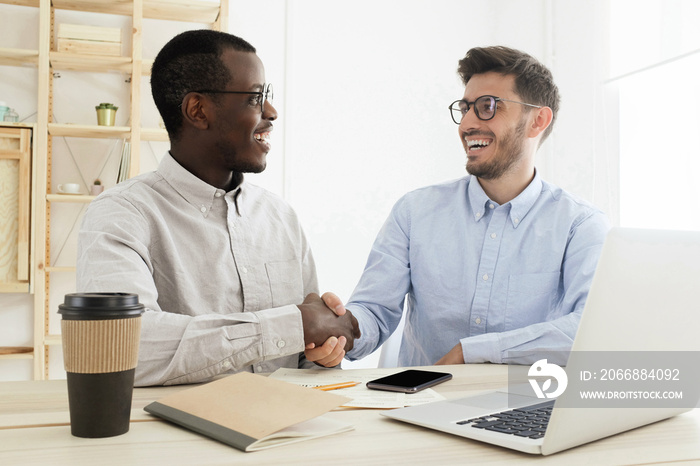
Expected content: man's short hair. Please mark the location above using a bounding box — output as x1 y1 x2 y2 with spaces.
457 46 560 142
151 29 256 141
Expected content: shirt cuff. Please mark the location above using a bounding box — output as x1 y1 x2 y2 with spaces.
344 305 376 361
257 305 305 359
460 333 503 364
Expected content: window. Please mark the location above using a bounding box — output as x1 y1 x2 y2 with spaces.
611 0 700 230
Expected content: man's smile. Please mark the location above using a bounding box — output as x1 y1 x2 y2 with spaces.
466 138 493 152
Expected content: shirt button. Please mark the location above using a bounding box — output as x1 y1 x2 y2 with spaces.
475 317 482 324
490 232 497 239
277 340 286 348
482 274 489 281
240 266 248 274
222 360 231 369
215 192 222 198
257 365 264 372
476 212 482 218
514 218 520 224
489 204 495 209
200 206 207 213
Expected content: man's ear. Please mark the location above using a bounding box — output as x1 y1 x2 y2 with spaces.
527 106 553 139
181 92 210 130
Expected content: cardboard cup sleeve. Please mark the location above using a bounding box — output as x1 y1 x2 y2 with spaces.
61 317 141 374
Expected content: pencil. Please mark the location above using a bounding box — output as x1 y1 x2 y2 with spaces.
312 381 361 391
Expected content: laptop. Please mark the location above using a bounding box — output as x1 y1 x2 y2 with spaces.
382 227 700 455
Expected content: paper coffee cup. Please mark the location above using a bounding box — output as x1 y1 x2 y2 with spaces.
59 293 144 438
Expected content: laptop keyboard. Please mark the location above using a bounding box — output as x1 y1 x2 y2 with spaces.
456 400 555 440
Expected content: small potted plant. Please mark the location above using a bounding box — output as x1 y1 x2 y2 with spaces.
95 102 118 126
90 178 104 196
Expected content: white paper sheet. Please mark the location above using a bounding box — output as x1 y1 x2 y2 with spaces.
269 368 446 409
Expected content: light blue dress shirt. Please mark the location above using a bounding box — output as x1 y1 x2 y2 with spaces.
345 173 610 366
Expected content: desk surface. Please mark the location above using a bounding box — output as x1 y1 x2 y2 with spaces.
1 364 699 465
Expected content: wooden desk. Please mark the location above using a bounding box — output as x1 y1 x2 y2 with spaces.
1 364 699 465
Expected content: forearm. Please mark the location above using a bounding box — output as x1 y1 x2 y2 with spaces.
459 312 581 365
135 305 304 386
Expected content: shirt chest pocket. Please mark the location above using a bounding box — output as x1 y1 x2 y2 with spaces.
505 272 560 329
264 260 304 308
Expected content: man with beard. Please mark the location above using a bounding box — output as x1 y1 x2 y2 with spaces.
324 46 610 367
76 30 359 386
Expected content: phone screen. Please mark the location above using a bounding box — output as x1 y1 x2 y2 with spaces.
366 369 452 393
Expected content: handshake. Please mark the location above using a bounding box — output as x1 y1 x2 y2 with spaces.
297 293 361 368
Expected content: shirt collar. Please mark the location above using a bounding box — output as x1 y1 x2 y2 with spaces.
467 176 491 223
157 152 232 217
509 170 542 228
467 171 543 228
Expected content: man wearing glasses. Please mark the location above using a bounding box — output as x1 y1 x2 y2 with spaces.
331 46 610 368
77 30 358 386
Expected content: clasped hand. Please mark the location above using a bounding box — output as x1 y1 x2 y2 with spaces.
298 292 360 367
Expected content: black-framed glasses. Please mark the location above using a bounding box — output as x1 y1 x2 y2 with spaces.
448 95 542 124
193 83 274 112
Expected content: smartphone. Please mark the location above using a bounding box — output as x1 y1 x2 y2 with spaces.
366 369 452 393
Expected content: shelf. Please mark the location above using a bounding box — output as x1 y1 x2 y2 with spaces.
0 346 33 354
0 122 34 130
0 0 219 23
44 335 62 346
48 123 131 138
0 1 39 8
48 123 168 141
46 0 221 23
45 266 76 273
0 347 34 360
0 353 34 360
50 51 132 73
46 193 95 203
0 47 38 67
0 283 29 292
52 0 133 15
141 127 168 141
143 0 221 23
0 0 221 24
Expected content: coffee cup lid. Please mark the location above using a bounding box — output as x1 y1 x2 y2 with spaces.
58 293 144 320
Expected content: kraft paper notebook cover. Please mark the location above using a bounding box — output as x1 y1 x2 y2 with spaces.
144 372 353 452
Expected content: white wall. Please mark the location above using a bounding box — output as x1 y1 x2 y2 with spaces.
0 0 612 379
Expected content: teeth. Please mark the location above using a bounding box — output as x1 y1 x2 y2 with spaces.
467 139 491 148
254 132 271 142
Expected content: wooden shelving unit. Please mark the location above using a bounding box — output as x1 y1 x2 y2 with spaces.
0 0 228 379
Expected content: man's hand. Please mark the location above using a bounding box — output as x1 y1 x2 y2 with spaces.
319 291 347 317
303 293 352 367
304 336 347 367
435 343 465 365
298 292 360 353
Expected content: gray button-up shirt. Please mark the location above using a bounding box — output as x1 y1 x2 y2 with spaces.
77 153 318 386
